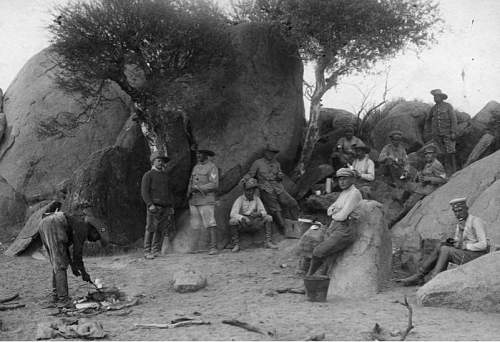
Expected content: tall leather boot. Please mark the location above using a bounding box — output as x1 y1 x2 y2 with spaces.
54 269 72 308
231 225 240 252
208 226 218 255
396 271 425 286
273 211 286 234
264 222 278 249
306 256 324 276
143 230 153 258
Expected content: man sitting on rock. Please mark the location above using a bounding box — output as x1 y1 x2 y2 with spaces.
396 197 488 286
229 178 278 252
39 202 105 308
242 145 299 233
306 168 363 276
378 130 410 186
331 125 363 171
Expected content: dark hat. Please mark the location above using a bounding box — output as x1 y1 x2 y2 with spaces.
264 144 280 153
423 143 438 154
244 178 259 189
430 89 448 100
353 141 370 152
197 149 216 157
150 151 170 163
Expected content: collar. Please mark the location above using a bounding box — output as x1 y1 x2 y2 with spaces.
152 166 163 172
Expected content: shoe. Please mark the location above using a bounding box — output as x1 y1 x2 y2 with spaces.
144 253 155 260
264 241 278 249
208 248 218 255
56 298 75 309
231 244 240 253
152 251 160 258
395 273 424 286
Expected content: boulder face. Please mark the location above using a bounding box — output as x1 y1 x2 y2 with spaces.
473 100 500 125
417 252 500 313
392 150 500 269
0 48 131 203
0 176 27 241
327 200 392 299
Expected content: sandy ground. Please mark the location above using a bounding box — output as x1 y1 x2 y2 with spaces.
1 240 500 341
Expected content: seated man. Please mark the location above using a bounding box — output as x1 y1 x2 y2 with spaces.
306 168 363 276
397 197 488 286
378 130 410 186
390 143 447 227
229 178 278 252
331 125 363 171
351 141 375 182
39 202 105 307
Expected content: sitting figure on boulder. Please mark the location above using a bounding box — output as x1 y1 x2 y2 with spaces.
378 130 409 186
396 197 488 286
390 143 447 227
229 178 278 252
242 145 299 233
331 125 363 171
306 168 362 276
38 202 105 308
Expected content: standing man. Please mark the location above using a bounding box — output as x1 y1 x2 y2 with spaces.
229 178 278 252
378 130 410 186
141 151 174 259
396 197 488 286
188 149 219 255
39 201 105 308
243 145 299 233
428 89 458 175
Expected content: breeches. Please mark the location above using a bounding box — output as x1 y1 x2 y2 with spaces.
190 205 217 228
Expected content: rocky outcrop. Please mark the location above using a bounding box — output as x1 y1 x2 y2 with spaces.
473 101 500 126
0 176 27 242
417 252 500 313
0 48 131 204
327 200 392 299
392 150 500 270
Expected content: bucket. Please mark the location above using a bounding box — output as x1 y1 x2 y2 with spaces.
303 276 330 302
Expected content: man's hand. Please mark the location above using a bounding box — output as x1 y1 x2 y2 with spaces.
353 169 361 178
81 271 91 283
241 216 250 224
148 204 157 211
71 265 80 277
450 132 456 140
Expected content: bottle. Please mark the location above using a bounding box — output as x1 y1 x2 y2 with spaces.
325 178 332 193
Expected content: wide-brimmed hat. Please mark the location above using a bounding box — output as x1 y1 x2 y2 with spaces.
244 178 259 190
336 168 355 178
150 151 170 163
264 144 280 153
430 89 448 100
423 143 438 154
353 141 370 152
197 149 216 157
388 130 403 139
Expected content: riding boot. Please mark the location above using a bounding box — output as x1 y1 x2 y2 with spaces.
273 211 286 234
396 272 425 286
306 256 324 276
54 269 69 301
208 226 218 255
264 222 278 249
231 225 240 252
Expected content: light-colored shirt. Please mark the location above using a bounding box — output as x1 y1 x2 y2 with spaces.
189 161 219 205
327 185 362 221
230 195 267 222
454 214 488 252
352 155 375 181
244 158 284 194
378 143 409 171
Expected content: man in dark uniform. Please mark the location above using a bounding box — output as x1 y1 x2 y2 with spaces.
141 151 174 259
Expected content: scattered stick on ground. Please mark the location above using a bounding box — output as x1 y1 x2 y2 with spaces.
0 304 25 311
222 319 265 335
135 320 210 329
395 295 414 341
0 293 19 304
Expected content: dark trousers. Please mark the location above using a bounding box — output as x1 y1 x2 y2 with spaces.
144 206 173 254
52 269 69 300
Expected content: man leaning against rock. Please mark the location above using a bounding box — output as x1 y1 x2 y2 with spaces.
396 197 488 286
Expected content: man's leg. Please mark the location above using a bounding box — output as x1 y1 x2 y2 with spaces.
307 230 354 276
428 245 455 278
153 208 172 256
199 205 218 255
259 190 285 233
278 191 300 220
230 223 240 252
263 219 278 249
397 244 440 285
54 268 69 301
143 210 156 258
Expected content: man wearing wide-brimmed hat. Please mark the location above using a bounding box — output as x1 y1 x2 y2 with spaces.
141 151 174 259
228 178 278 252
187 148 219 255
378 130 410 186
351 141 375 182
242 144 299 233
396 197 488 286
428 89 458 175
331 124 364 171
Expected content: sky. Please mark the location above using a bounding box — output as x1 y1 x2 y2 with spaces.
1 0 500 116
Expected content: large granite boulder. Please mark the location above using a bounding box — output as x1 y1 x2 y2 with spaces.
473 100 500 126
327 200 392 299
0 48 131 203
0 176 27 242
417 252 500 313
392 150 500 271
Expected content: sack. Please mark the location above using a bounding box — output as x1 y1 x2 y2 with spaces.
296 225 326 257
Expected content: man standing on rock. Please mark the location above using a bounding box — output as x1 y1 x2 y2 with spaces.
378 130 410 186
39 201 105 308
141 151 174 259
396 197 488 286
229 178 278 252
242 145 299 233
187 149 219 255
428 89 458 175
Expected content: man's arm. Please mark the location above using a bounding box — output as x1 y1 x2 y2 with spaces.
256 197 268 216
466 217 488 251
448 104 458 139
332 189 362 221
360 159 375 181
229 197 244 222
198 164 219 192
140 172 152 206
378 145 390 162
